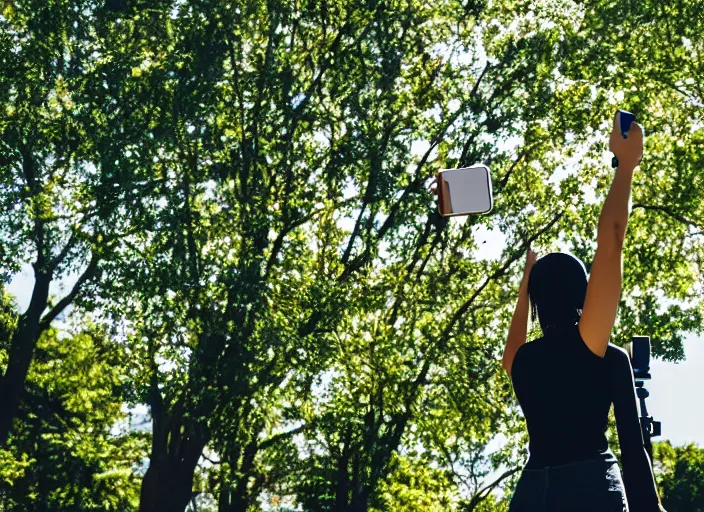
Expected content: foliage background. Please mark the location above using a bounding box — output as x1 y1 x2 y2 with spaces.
0 0 702 511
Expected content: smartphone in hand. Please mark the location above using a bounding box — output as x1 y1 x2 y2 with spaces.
612 110 637 168
619 110 636 139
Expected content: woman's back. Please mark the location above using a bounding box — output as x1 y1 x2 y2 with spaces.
510 324 618 468
510 323 662 510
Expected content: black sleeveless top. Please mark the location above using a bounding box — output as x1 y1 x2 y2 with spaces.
511 323 660 511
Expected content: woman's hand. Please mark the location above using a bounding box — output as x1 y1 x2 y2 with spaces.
523 248 537 280
609 110 645 168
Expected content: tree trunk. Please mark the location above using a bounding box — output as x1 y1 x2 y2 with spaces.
334 425 354 511
139 458 198 512
348 487 371 512
0 271 51 445
139 391 209 512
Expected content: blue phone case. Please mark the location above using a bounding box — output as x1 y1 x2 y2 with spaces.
619 110 635 139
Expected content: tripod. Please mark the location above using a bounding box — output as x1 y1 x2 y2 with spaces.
635 380 662 462
629 336 661 465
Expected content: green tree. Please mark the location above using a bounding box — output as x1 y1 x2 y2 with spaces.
0 289 149 510
653 441 704 512
84 1 531 510
269 0 704 508
2 0 704 510
0 0 150 445
96 0 702 510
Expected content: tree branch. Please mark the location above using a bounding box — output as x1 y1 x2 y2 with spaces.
49 230 79 272
38 253 99 332
20 143 48 270
263 194 362 279
440 211 563 343
632 203 702 230
496 149 529 192
463 466 521 511
259 421 316 451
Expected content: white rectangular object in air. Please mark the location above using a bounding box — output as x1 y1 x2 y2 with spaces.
438 165 494 216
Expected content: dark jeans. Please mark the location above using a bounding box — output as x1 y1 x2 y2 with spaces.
508 459 628 512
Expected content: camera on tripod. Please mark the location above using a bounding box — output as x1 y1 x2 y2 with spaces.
626 336 661 441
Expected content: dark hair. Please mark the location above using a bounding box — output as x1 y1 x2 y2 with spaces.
527 252 588 335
